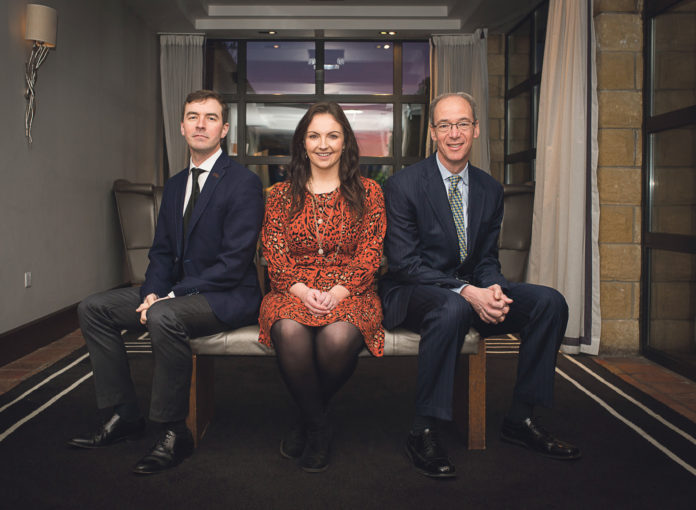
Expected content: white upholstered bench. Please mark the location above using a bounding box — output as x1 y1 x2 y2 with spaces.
186 325 486 450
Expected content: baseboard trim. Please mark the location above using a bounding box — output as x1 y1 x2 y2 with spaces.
0 304 81 367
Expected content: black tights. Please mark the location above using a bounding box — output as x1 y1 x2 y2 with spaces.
271 319 364 428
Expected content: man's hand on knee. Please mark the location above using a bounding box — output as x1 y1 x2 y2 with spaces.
135 293 170 325
460 284 512 324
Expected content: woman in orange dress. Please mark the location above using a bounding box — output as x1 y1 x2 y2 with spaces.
258 102 386 472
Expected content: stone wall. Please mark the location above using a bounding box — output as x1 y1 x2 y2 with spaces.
488 33 506 183
594 0 644 353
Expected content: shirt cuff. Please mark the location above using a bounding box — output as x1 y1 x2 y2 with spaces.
451 283 468 295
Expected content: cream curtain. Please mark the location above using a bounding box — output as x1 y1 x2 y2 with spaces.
160 34 205 175
527 0 600 354
429 30 490 172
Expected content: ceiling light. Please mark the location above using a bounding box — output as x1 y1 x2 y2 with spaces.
272 44 280 49
383 44 390 49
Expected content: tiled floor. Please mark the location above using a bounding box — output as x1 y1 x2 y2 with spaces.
1 330 696 427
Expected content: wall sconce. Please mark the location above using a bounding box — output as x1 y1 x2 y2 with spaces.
24 4 57 144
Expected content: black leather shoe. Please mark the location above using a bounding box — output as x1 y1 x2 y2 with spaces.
405 428 456 478
299 424 331 473
68 414 145 449
500 417 581 460
280 421 307 460
132 428 194 475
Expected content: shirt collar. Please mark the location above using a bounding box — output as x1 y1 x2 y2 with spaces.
435 152 469 187
189 148 222 173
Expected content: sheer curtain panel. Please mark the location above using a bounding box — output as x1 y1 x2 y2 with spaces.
429 30 490 173
160 34 205 175
527 0 600 354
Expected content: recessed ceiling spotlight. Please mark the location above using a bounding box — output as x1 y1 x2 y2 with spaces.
388 31 397 35
384 44 391 49
379 31 388 35
273 44 280 49
376 44 382 49
259 30 277 35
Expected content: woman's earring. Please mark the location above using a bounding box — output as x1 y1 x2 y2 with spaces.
304 152 309 159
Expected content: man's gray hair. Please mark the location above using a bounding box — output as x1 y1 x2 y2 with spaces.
429 92 478 125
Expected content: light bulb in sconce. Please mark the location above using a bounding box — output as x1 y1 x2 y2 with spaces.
24 4 57 144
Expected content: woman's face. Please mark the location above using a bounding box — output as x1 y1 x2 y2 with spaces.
304 113 345 175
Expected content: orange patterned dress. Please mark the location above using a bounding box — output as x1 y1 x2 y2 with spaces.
258 177 386 356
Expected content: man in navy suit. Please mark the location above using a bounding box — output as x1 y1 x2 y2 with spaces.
69 90 264 474
380 92 580 479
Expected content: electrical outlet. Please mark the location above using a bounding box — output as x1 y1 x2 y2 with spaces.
24 272 32 288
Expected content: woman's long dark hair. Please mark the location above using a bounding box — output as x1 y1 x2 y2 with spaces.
287 102 365 219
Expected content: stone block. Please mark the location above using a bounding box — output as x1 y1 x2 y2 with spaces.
600 244 641 280
487 34 503 55
599 91 642 128
601 281 633 319
487 54 505 76
633 206 641 243
489 96 505 119
596 13 642 52
600 319 640 353
490 140 504 163
594 0 639 14
599 205 634 243
598 167 641 204
488 118 501 140
632 282 640 318
598 129 636 166
597 53 635 90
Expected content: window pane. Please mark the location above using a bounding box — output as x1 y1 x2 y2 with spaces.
507 18 531 89
209 41 239 94
403 42 430 95
247 164 288 190
402 103 427 158
534 2 548 74
648 249 696 361
505 161 532 185
649 125 696 235
325 42 393 94
247 41 315 94
340 103 393 156
506 92 531 154
246 103 309 156
652 3 696 116
360 164 393 186
225 103 238 156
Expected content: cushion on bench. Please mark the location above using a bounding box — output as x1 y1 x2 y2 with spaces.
189 326 481 357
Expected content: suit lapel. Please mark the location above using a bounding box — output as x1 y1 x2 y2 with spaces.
183 155 227 246
466 165 486 256
422 154 460 262
174 172 187 257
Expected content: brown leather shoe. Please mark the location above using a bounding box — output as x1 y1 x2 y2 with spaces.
501 417 581 460
68 414 145 449
405 428 456 478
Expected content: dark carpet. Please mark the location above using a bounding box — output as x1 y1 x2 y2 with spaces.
1 342 695 510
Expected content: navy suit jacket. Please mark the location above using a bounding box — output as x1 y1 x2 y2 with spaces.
379 153 508 329
140 153 264 328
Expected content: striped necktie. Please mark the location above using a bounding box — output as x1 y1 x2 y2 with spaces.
447 174 467 261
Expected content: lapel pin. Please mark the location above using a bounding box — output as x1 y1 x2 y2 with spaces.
213 172 219 178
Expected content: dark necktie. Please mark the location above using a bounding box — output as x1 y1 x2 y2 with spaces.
183 167 203 236
447 175 468 261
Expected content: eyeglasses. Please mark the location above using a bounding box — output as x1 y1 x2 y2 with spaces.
432 121 477 133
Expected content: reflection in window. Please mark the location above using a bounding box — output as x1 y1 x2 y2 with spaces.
505 161 533 185
325 42 393 94
209 41 238 95
507 18 531 89
649 125 696 236
360 164 392 186
248 164 288 190
246 103 309 157
506 92 531 154
403 42 430 95
340 103 393 157
648 249 696 357
247 41 315 94
402 104 427 158
225 103 238 156
652 3 696 116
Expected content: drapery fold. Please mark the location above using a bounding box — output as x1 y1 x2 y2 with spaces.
160 34 204 176
429 30 490 173
527 0 600 354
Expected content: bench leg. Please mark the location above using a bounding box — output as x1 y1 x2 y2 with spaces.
186 354 215 448
453 337 486 450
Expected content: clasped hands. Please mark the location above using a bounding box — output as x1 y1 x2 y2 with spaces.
136 293 171 325
461 283 513 324
291 283 350 316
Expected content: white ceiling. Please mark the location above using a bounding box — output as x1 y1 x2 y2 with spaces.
124 0 540 38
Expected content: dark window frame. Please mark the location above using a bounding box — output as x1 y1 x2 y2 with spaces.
204 39 430 181
640 0 696 380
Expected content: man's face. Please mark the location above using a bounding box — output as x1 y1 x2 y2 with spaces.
180 98 229 159
429 95 480 173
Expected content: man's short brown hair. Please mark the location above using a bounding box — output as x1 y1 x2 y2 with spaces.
182 90 228 124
